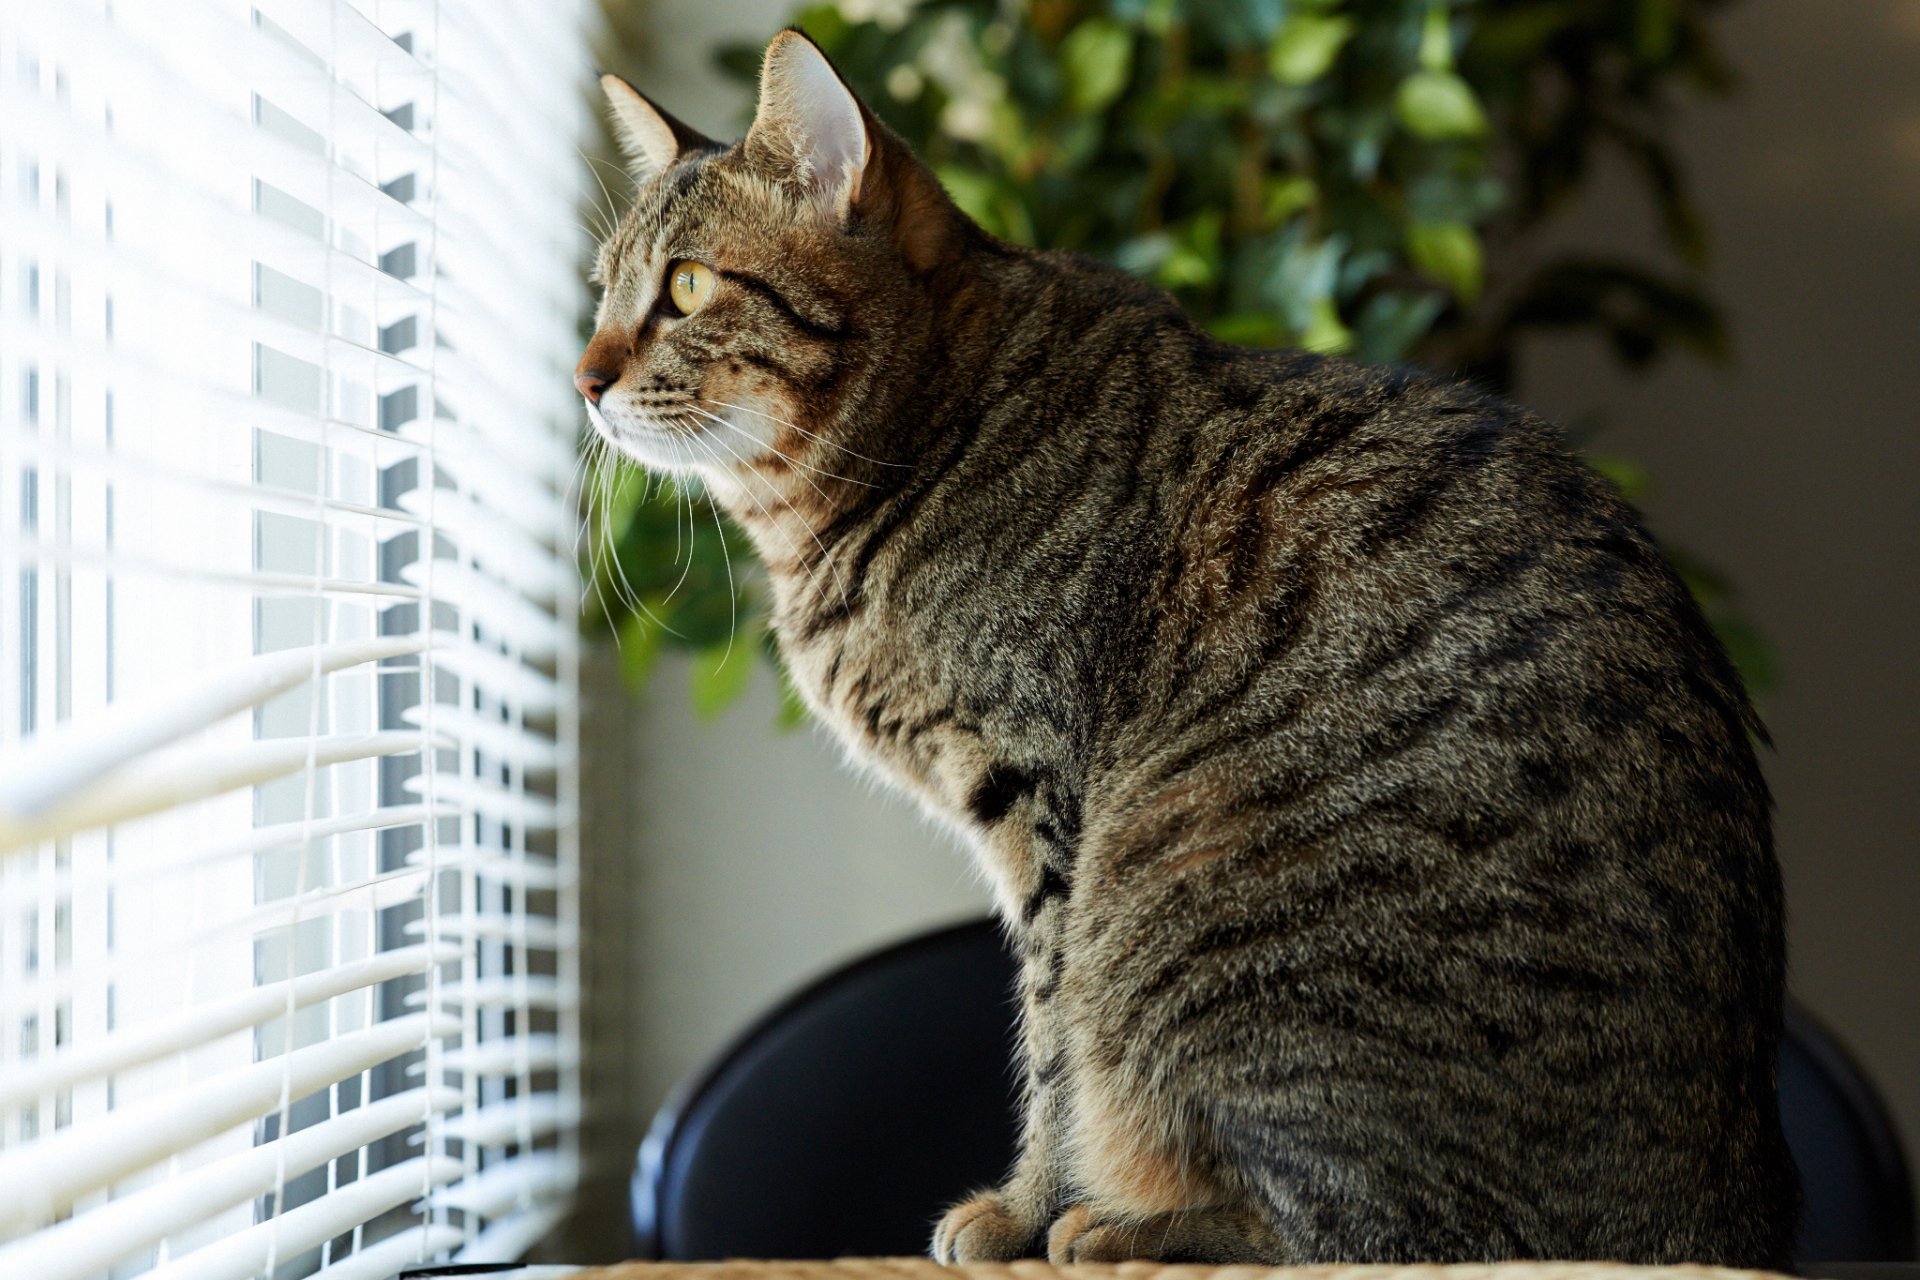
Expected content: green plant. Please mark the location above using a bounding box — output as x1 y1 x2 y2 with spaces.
587 0 1768 716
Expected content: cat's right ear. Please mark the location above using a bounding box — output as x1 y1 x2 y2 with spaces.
600 74 713 183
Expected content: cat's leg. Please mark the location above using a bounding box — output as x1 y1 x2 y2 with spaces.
1038 1055 1281 1264
931 902 1070 1262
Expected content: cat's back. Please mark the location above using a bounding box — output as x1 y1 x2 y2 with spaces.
1064 344 1796 1266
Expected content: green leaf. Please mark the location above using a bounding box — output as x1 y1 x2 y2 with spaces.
1261 175 1318 228
1061 19 1134 114
1711 614 1779 697
1353 291 1446 363
1208 311 1286 346
1394 70 1487 139
1467 3 1582 64
1406 220 1484 301
1634 0 1678 66
690 633 758 718
774 664 811 729
1586 453 1652 500
615 605 667 691
1418 2 1456 73
763 630 811 729
1301 297 1353 354
1268 14 1355 86
1153 211 1224 289
1190 0 1286 48
935 165 1003 233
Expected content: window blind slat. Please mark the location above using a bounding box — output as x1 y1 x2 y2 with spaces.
0 533 428 602
402 776 568 834
405 848 572 893
0 325 435 459
434 1095 577 1151
425 649 564 717
447 1201 573 1270
36 805 450 914
0 730 431 850
0 51 432 245
403 408 575 491
0 638 423 828
425 459 576 556
1 846 573 1020
139 1155 466 1280
304 1225 472 1280
408 975 569 1012
0 943 456 1107
428 1034 572 1080
399 491 572 605
0 1086 461 1280
428 570 575 665
408 914 571 954
435 1151 571 1220
0 1013 454 1236
405 706 565 773
1 433 429 532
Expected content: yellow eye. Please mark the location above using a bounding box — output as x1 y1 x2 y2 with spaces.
668 260 714 315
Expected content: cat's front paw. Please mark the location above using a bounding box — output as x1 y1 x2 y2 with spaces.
1046 1204 1278 1265
931 1192 1040 1263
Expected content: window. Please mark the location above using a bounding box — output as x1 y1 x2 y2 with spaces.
0 1 592 1274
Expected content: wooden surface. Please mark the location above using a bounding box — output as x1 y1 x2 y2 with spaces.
571 1259 1795 1280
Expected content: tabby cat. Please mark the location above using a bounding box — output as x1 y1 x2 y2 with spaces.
580 30 1800 1269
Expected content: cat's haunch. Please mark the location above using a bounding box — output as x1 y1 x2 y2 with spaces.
581 29 1799 1270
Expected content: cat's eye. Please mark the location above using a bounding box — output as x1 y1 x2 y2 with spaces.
667 260 715 315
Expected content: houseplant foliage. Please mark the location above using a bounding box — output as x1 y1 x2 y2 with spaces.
586 0 1768 718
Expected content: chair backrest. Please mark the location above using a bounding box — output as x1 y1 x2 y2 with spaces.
632 920 1021 1260
1781 1005 1917 1261
633 918 1914 1264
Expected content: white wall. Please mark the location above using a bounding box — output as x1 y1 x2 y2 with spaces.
591 0 1919 1205
611 652 990 1113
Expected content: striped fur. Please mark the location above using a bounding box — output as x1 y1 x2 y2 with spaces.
582 32 1799 1270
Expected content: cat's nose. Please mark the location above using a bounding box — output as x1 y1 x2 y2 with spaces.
574 369 613 404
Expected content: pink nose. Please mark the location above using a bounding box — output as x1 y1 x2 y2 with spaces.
575 369 613 404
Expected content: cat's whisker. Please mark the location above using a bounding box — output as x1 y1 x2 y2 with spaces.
576 147 625 239
582 442 625 637
568 449 591 560
601 459 652 620
690 408 853 617
699 396 910 469
685 436 741 667
589 448 627 617
683 408 879 498
659 475 698 605
685 405 872 510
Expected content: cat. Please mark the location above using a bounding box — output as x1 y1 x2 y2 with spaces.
579 29 1800 1270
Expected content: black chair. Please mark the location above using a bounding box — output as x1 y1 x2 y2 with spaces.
632 918 1915 1264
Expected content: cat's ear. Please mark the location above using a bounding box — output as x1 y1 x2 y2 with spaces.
744 29 869 220
600 74 713 183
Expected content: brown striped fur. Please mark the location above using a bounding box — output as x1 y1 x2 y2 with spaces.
581 32 1799 1270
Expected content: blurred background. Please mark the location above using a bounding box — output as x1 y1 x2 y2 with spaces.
578 0 1920 1240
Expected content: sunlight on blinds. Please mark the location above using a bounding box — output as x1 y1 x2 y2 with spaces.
0 0 593 1275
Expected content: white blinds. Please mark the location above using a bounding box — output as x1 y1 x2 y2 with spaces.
0 0 592 1276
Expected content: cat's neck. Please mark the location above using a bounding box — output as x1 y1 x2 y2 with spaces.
706 245 1178 572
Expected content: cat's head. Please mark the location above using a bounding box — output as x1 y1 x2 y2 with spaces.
578 30 971 493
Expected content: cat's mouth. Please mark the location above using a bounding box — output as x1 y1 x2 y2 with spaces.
586 394 772 478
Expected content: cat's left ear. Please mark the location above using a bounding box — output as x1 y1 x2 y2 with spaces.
744 29 869 221
601 74 714 183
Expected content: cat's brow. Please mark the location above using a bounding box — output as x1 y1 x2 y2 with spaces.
717 268 848 340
